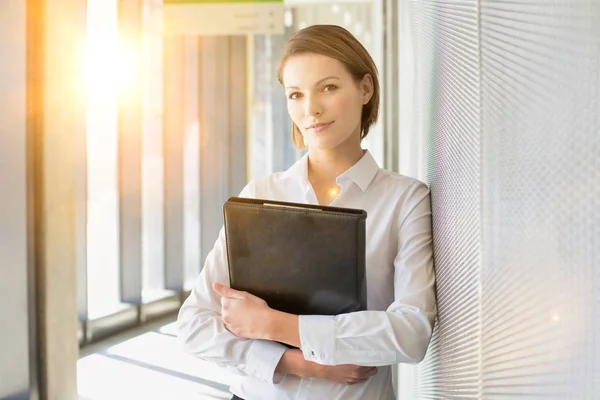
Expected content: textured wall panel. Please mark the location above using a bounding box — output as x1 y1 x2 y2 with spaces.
398 0 600 398
406 0 483 399
480 1 600 398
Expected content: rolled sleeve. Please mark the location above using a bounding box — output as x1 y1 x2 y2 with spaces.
245 339 288 384
299 315 336 364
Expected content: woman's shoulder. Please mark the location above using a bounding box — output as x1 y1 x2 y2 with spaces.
374 168 430 193
369 170 431 214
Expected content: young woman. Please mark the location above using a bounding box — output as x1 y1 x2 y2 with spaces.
178 24 437 400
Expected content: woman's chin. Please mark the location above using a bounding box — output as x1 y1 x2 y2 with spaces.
306 140 340 151
304 132 335 147
306 135 355 152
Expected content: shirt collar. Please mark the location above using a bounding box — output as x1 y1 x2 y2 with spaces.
283 149 380 192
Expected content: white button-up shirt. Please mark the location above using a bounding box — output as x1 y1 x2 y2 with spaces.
178 150 437 400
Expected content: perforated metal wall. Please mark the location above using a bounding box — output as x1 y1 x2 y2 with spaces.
479 1 600 398
409 0 483 398
398 0 600 398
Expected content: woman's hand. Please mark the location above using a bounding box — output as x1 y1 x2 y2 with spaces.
277 349 378 385
313 364 379 385
213 283 271 340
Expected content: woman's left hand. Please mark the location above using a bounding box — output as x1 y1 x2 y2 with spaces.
213 283 272 340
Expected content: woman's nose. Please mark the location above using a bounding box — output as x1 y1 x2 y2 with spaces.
304 97 323 117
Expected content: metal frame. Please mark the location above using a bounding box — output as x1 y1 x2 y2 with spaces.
382 0 399 172
26 1 43 398
381 0 401 394
36 0 87 397
1 2 39 399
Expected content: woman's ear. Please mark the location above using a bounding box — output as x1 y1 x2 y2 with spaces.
361 73 374 105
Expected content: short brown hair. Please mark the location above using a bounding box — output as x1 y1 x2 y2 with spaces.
277 25 380 149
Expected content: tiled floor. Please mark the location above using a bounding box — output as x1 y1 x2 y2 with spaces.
78 316 237 400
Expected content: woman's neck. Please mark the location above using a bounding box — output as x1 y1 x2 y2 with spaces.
307 140 365 188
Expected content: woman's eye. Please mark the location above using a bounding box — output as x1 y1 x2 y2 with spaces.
323 84 337 92
288 92 302 100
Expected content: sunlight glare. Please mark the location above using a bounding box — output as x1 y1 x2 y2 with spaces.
86 0 138 106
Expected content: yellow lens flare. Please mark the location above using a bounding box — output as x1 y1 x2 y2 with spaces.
86 1 139 107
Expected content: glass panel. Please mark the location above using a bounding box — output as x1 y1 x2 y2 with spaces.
249 32 299 180
86 0 121 319
141 0 166 301
183 37 201 290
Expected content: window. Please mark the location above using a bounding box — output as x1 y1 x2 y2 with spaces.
86 0 122 319
141 0 166 301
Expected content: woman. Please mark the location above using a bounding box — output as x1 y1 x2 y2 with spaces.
178 25 437 400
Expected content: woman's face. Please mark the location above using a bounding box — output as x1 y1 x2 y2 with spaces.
282 53 373 151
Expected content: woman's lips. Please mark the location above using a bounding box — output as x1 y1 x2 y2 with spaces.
307 121 333 133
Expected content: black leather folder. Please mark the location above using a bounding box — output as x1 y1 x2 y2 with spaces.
223 197 368 316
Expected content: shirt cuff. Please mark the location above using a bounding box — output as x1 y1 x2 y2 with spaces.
245 339 287 384
299 315 336 364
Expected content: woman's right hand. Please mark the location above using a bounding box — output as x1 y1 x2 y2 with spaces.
313 363 379 385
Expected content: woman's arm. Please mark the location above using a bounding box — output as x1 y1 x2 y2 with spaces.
177 182 288 384
264 182 437 366
211 284 381 384
275 349 379 385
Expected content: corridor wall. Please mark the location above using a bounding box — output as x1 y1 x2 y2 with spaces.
395 1 600 398
0 1 34 397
